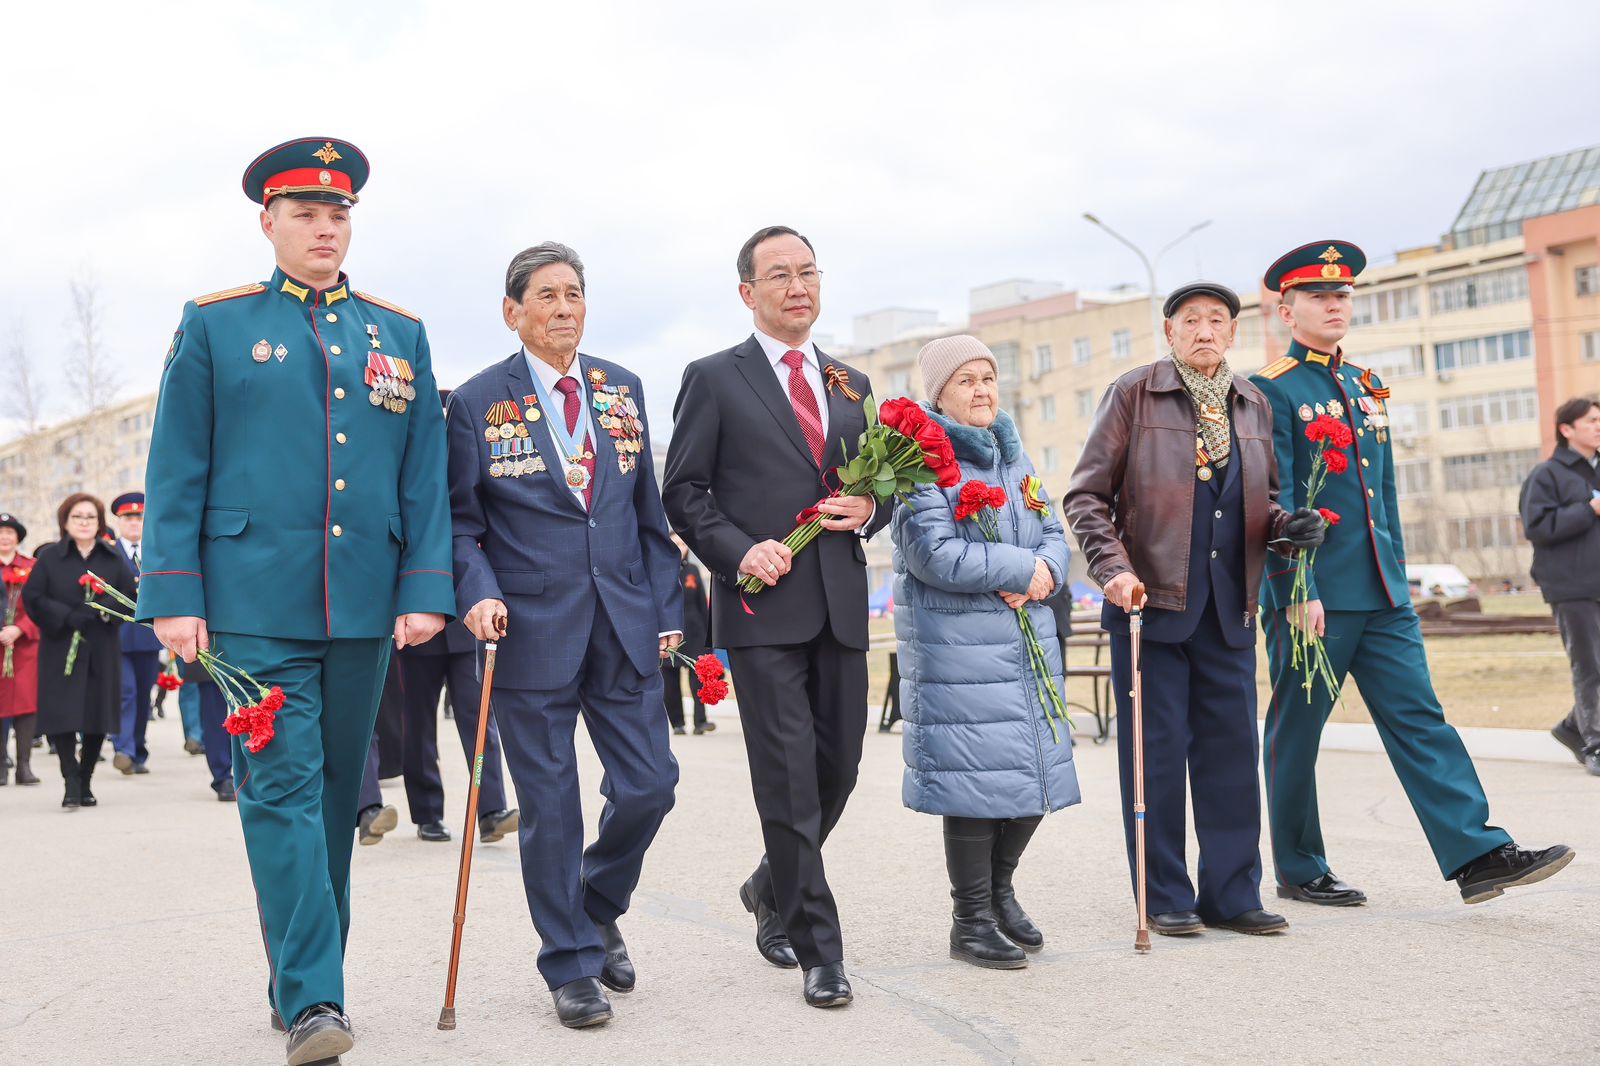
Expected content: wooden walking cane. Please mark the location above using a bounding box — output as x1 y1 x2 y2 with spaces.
438 617 506 1031
1129 582 1151 954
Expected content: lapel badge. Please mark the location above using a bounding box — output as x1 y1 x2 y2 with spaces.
1314 402 1326 416
366 324 382 350
588 367 608 387
252 339 271 363
1327 399 1344 418
1297 404 1313 422
274 344 288 363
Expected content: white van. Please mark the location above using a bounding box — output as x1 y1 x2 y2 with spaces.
1406 563 1475 599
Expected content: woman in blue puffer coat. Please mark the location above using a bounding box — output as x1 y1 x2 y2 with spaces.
891 335 1080 971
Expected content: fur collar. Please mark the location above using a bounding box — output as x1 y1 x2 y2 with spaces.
924 404 1022 468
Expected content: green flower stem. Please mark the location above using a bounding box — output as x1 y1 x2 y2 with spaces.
87 595 268 710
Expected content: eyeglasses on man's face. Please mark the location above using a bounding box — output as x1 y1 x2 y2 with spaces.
744 270 823 289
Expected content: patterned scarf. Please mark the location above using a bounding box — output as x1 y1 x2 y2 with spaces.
1172 353 1233 468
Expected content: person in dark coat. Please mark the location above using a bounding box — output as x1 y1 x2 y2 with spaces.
1519 395 1600 775
0 513 42 786
109 491 165 776
22 494 136 809
661 533 714 735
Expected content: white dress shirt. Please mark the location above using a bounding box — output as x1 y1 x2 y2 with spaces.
754 330 828 440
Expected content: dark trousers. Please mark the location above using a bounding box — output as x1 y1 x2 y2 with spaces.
115 651 161 764
399 651 508 824
51 732 106 785
1554 598 1600 750
494 607 679 989
1109 603 1263 921
661 660 706 729
728 629 867 969
1263 605 1510 883
195 683 232 790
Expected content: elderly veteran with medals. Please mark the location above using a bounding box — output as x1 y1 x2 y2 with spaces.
1065 281 1326 938
1252 241 1573 908
447 241 682 1031
139 137 454 1066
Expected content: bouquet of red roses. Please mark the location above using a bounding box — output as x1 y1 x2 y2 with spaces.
737 396 961 595
2 563 29 678
956 481 1072 742
1287 414 1353 699
82 572 282 752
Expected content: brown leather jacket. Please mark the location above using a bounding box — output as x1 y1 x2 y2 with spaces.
1063 358 1293 614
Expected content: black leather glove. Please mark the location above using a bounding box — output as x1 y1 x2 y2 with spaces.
1283 507 1326 550
68 603 100 630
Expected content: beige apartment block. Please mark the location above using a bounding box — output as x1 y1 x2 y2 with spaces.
0 392 157 549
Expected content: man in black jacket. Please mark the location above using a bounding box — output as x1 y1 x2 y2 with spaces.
662 533 714 735
663 225 886 1009
1519 396 1600 776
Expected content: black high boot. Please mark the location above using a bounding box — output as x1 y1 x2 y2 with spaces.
56 735 81 809
944 817 1027 969
13 715 40 785
78 734 104 807
991 816 1044 952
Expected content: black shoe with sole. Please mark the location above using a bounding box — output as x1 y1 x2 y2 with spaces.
1551 719 1586 764
1205 908 1289 935
417 821 451 842
671 726 686 736
1149 910 1204 936
1276 872 1366 906
1586 750 1600 778
478 807 519 843
1454 843 1575 904
693 722 717 734
802 962 853 1008
739 877 798 968
285 1003 353 1066
213 780 236 803
357 804 397 845
944 817 1027 969
595 919 635 992
551 977 612 1029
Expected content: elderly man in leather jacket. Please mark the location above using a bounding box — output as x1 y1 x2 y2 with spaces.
1064 280 1324 939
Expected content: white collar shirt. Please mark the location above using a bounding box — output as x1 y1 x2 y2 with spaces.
754 330 828 440
523 348 591 508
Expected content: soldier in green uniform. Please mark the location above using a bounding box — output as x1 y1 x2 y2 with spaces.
1251 240 1573 910
138 137 454 1066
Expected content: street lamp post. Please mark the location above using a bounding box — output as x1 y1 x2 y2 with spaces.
1082 213 1212 361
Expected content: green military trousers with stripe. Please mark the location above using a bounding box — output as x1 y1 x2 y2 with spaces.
1262 604 1511 886
217 633 391 1027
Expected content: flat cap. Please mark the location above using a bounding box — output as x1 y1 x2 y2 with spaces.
1163 280 1240 319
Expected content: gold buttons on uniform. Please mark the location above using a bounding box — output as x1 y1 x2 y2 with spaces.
335 479 346 491
336 432 347 444
325 313 338 323
331 525 343 537
334 387 346 400
1357 428 1364 437
1361 457 1369 467
330 345 342 355
1368 489 1375 497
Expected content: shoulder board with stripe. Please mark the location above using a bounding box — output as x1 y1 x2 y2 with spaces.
193 283 266 307
1255 355 1300 381
355 291 421 322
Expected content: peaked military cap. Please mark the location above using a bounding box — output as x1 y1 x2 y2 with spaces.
243 137 370 207
110 492 146 517
1264 240 1366 294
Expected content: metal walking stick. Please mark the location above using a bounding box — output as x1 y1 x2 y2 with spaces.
1129 582 1151 954
438 618 505 1031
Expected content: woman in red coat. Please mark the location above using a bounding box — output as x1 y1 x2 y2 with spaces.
0 512 41 786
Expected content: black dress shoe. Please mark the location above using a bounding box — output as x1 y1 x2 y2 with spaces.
478 807 519 843
1276 872 1367 906
551 977 612 1029
671 725 686 736
693 722 716 734
1205 909 1289 935
739 878 798 968
79 789 97 808
595 919 635 992
1586 750 1600 778
1454 843 1575 904
1551 719 1586 764
1149 910 1203 936
285 1003 353 1066
417 821 451 842
357 804 397 845
270 1008 286 1032
214 780 237 803
802 961 852 1008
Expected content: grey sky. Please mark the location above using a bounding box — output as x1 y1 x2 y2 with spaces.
3 0 1597 431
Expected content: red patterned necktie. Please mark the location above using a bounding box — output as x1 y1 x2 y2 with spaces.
781 349 825 467
553 376 595 508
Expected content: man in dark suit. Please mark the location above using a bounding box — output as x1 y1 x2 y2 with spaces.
109 492 164 775
662 532 714 735
663 225 886 1009
448 241 682 1031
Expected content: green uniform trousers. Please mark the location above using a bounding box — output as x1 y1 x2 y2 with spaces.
218 633 391 1027
1262 605 1510 885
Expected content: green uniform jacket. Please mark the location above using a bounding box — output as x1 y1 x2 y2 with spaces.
136 267 456 638
1250 340 1408 613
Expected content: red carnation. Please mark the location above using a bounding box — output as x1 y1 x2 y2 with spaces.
245 722 275 754
77 573 107 594
259 686 285 713
1323 449 1349 475
1328 421 1354 449
1318 507 1341 526
986 486 1008 510
697 678 730 706
693 654 724 684
954 480 995 521
223 711 250 736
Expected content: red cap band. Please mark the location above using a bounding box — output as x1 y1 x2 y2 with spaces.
263 167 354 202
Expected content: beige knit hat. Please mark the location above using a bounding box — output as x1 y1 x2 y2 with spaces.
918 335 998 408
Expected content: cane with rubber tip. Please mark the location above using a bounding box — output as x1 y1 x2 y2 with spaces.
438 613 507 1031
1129 582 1151 954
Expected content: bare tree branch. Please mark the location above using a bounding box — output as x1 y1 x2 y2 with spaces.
65 273 121 413
3 323 46 434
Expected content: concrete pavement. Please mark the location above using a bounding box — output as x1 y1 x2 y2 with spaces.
1 706 1595 1065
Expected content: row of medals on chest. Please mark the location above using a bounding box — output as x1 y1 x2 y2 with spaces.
482 387 644 484
249 327 416 413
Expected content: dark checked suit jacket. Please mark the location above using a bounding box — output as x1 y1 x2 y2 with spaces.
448 351 681 691
663 335 889 651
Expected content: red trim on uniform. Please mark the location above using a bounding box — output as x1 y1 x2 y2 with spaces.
1330 371 1396 609
143 569 201 576
263 167 354 197
399 569 451 578
311 293 334 638
1278 262 1355 290
1265 610 1285 884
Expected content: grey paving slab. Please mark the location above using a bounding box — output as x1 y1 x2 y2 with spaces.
1 707 1595 1065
